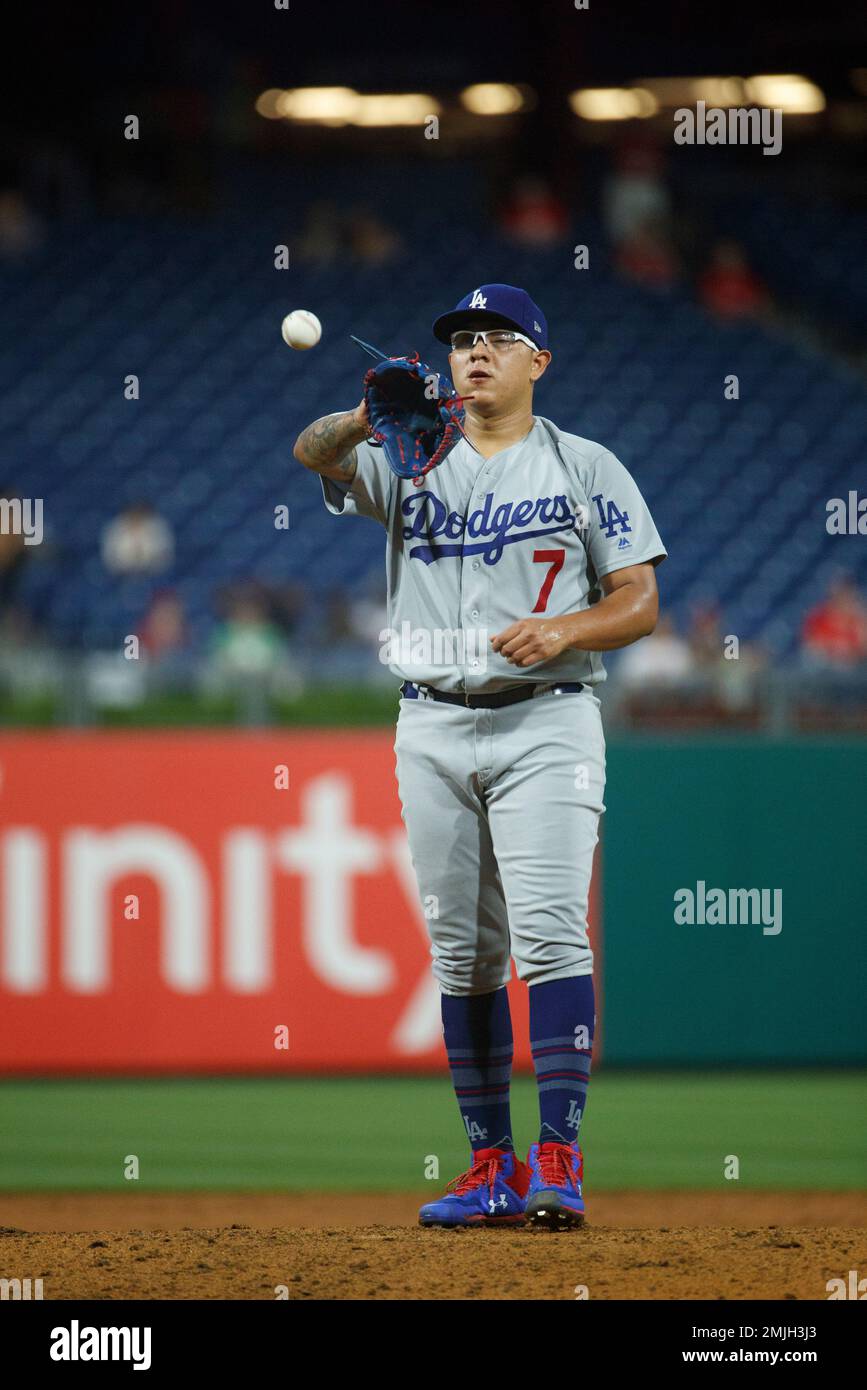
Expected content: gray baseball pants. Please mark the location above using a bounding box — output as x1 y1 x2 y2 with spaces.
393 684 606 995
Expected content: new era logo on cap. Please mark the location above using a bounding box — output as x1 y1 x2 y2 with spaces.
433 284 548 350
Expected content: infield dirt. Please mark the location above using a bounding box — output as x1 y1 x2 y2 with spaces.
2 1192 865 1300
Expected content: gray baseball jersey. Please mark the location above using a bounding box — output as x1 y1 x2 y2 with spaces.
319 411 665 994
321 414 666 692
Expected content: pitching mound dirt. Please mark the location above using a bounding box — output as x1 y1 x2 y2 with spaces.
2 1192 864 1300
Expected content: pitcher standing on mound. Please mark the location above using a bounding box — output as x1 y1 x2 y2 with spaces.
294 284 666 1227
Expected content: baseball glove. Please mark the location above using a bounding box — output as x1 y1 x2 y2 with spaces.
355 340 468 485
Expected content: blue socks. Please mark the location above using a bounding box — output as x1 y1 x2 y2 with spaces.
529 975 595 1146
441 977 595 1153
441 987 515 1153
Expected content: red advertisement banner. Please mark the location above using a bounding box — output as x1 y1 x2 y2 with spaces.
0 733 601 1073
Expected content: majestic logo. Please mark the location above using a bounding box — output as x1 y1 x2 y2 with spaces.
617 536 631 550
468 288 487 308
402 489 578 565
592 492 632 539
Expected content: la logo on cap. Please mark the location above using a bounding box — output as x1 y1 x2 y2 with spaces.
469 288 487 307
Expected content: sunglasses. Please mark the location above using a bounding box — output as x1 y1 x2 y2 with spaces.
449 328 539 353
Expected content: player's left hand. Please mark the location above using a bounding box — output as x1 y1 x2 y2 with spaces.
490 617 569 667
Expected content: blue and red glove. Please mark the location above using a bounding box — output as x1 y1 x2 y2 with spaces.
361 351 468 485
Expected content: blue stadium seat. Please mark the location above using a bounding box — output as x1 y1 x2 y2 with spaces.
2 202 865 661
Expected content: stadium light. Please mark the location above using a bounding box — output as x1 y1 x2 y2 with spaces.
254 89 285 120
744 74 825 112
350 94 439 126
460 83 527 115
256 87 440 127
275 87 359 125
569 88 659 120
633 77 746 107
686 78 746 106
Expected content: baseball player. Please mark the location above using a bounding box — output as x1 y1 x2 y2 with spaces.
294 284 666 1228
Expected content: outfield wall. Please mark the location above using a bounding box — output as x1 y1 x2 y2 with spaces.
0 734 863 1072
601 740 867 1066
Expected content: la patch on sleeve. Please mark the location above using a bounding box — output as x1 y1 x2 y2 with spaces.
591 492 632 539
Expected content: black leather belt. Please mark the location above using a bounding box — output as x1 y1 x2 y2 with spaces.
400 680 584 709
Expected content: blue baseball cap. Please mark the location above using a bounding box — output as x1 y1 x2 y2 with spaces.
433 283 548 350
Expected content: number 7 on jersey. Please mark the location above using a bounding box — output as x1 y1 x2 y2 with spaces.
531 549 565 613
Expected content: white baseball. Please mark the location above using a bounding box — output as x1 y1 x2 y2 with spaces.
281 309 322 350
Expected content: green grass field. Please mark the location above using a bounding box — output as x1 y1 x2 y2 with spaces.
1 1072 865 1192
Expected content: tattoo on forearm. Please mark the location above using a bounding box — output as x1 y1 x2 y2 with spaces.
297 412 363 472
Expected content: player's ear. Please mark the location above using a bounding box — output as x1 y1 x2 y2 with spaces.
530 349 552 382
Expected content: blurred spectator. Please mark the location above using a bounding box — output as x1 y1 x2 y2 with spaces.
687 602 725 670
615 218 680 290
212 592 283 673
207 590 302 699
349 207 403 264
698 240 771 322
615 614 695 689
499 176 569 248
138 589 195 696
717 641 767 713
0 605 64 702
0 190 44 261
101 502 174 576
141 590 188 660
687 603 766 712
305 574 391 684
801 576 867 668
602 136 670 245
